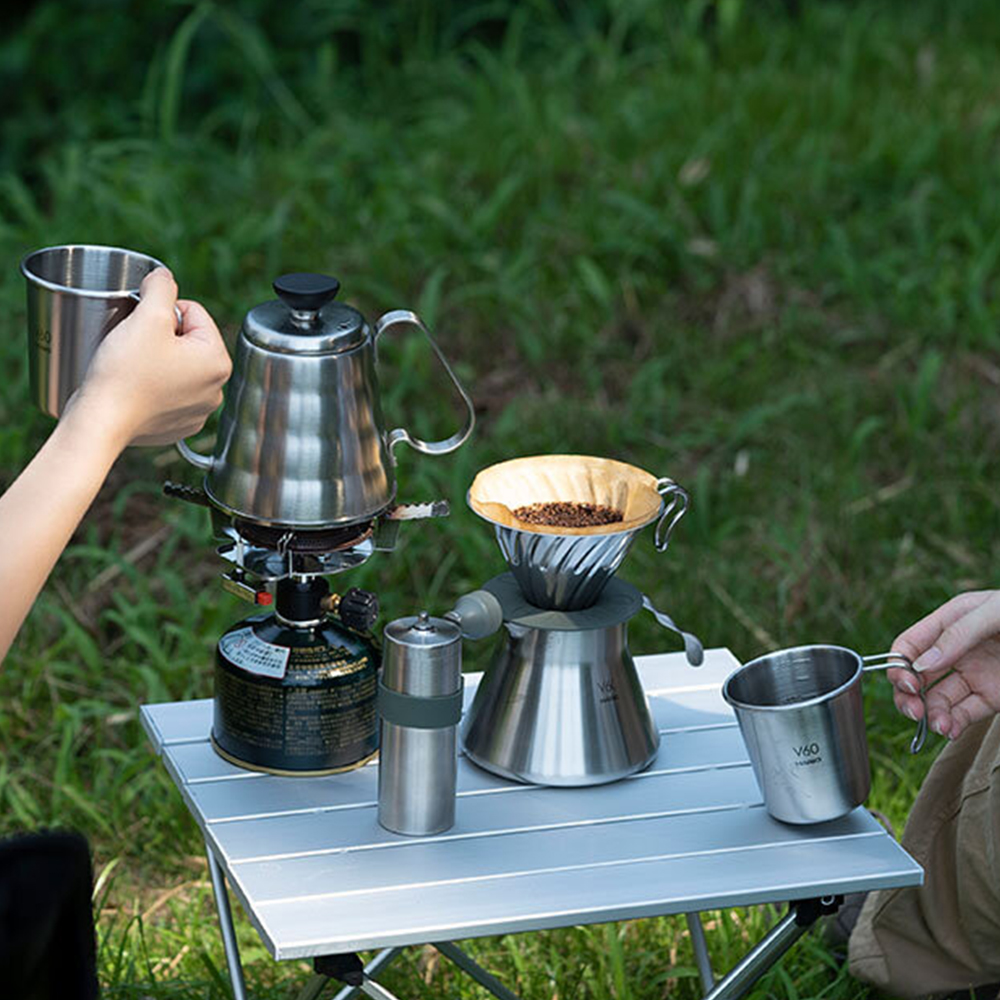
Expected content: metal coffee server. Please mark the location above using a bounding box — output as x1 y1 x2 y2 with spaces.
22 244 177 417
460 575 670 786
378 613 464 835
723 645 927 824
165 271 475 774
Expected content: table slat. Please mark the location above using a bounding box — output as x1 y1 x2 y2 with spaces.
250 834 919 959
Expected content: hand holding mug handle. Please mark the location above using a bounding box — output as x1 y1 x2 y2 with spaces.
128 291 184 332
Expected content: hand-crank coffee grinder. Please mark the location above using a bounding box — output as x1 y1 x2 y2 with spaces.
166 273 474 775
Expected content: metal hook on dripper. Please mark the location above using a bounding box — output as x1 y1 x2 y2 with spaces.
641 594 704 666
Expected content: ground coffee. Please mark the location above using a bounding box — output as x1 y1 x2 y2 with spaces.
513 501 624 528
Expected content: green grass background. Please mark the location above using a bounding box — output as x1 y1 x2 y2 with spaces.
2 0 999 996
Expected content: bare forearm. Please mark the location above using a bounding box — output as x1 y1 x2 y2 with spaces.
0 402 125 661
0 270 229 665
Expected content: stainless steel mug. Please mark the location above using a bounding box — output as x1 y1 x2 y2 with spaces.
722 645 927 825
378 612 463 835
21 244 171 417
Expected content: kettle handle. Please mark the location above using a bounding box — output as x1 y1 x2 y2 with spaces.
375 309 476 456
169 301 215 470
176 438 213 470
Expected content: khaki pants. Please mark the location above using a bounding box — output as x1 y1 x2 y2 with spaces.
849 715 1000 998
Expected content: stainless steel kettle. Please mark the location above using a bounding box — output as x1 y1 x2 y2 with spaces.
177 273 475 527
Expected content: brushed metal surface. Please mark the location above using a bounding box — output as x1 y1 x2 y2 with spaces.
379 615 462 835
494 524 644 610
723 645 924 824
203 330 395 526
461 575 658 786
461 621 659 786
379 726 457 835
22 244 168 416
177 295 475 528
475 478 688 611
141 649 923 961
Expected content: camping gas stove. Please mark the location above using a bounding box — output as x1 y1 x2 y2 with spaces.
158 269 475 774
165 483 448 775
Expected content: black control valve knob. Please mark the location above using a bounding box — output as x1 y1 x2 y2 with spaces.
327 587 379 633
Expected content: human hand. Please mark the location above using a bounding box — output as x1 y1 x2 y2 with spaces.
63 268 232 449
888 590 1000 740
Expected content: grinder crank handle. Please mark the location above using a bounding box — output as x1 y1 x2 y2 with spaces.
445 589 504 640
374 309 475 457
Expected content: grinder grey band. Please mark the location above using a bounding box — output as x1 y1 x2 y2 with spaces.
378 680 464 729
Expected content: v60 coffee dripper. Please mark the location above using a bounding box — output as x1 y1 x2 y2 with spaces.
166 272 475 775
453 455 702 787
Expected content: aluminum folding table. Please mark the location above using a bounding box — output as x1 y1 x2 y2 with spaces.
140 648 922 1000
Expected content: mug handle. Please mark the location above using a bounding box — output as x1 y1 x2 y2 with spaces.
653 478 690 552
374 309 476 457
862 651 928 754
127 291 184 332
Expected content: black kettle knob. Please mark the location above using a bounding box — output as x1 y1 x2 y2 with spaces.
337 587 380 633
273 273 341 312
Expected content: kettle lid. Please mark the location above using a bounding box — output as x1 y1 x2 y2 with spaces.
243 272 367 353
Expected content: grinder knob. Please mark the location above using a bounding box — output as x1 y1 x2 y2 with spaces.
334 587 380 633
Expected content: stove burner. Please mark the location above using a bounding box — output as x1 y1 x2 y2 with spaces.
233 519 374 554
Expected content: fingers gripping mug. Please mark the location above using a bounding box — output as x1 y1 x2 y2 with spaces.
21 244 180 417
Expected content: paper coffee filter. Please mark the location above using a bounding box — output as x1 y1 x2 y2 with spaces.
467 455 663 536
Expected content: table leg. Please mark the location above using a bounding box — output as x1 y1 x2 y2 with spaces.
685 912 715 993
700 910 806 1000
295 973 329 1000
434 941 524 1000
327 949 404 1000
205 838 248 1000
358 979 406 1000
699 897 840 1000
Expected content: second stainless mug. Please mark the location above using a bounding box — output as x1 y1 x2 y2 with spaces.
723 644 927 824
